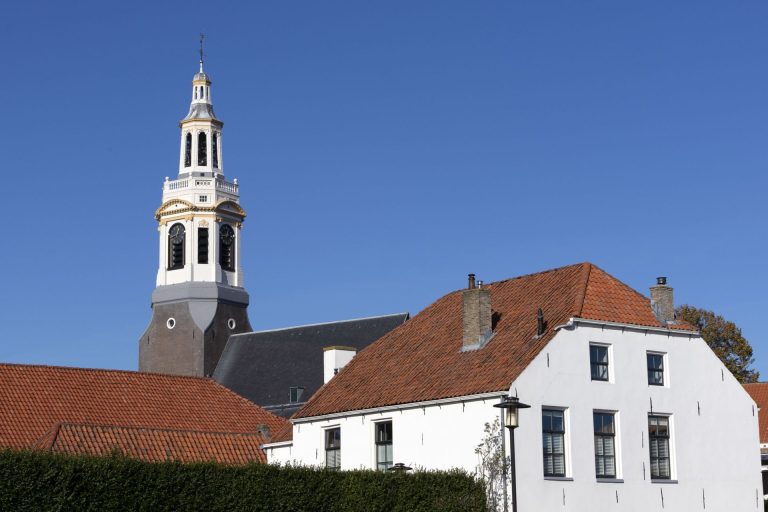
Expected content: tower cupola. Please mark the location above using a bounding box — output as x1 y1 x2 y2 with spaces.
178 39 223 176
140 39 252 378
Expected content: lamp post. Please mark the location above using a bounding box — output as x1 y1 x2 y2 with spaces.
493 395 530 512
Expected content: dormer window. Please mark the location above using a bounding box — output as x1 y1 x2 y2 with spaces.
289 386 305 403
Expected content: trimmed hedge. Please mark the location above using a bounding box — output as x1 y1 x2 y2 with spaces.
0 450 486 512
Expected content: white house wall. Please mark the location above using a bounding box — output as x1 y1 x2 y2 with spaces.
275 322 761 511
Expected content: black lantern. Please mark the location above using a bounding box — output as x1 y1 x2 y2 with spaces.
493 395 530 512
494 395 530 430
387 462 412 472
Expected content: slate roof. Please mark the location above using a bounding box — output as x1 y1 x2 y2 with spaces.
34 423 266 464
213 313 409 416
296 263 697 419
0 363 287 460
744 383 768 444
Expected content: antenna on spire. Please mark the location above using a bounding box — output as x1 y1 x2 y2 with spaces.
199 33 205 72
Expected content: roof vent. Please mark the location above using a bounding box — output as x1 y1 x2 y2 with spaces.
536 308 546 337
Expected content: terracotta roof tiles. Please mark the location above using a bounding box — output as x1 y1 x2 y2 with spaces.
0 364 288 461
296 263 695 419
744 382 768 444
34 423 266 464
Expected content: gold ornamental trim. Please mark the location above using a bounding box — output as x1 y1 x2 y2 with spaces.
155 199 246 221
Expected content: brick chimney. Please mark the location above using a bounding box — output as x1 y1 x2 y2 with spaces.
463 274 492 349
650 276 674 325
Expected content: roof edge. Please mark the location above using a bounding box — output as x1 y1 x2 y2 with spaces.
229 312 410 337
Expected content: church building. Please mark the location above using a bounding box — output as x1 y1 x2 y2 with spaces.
138 53 407 415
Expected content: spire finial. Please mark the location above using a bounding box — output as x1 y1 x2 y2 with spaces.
199 33 205 72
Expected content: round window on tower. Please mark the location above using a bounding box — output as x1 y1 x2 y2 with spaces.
167 318 176 330
227 318 236 330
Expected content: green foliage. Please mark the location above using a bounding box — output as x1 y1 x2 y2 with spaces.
0 449 485 512
474 418 507 512
676 304 759 383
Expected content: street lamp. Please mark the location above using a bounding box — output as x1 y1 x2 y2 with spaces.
387 462 412 472
493 395 530 512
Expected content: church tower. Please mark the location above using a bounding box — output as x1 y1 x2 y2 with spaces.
139 50 252 377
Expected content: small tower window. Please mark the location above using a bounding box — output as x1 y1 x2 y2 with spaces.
194 87 198 100
219 224 235 271
198 132 207 166
167 223 186 270
198 227 209 264
212 133 219 168
184 133 192 167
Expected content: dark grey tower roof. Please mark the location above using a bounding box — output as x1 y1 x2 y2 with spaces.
212 313 409 417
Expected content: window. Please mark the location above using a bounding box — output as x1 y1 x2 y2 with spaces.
219 224 235 271
648 416 671 479
289 386 304 403
542 409 566 477
198 132 207 166
212 132 219 168
167 223 185 270
325 428 341 470
647 353 664 386
590 344 609 381
593 412 616 478
184 133 192 167
375 422 393 471
199 195 208 203
197 228 208 264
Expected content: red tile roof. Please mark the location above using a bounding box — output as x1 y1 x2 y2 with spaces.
33 423 266 464
744 383 768 444
296 263 695 419
0 364 288 460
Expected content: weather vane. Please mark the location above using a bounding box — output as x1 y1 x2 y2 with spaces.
199 33 205 70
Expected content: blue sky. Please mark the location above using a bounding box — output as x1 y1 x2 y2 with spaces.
1 1 767 375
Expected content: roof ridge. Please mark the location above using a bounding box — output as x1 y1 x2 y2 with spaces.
0 362 218 383
56 422 268 437
457 261 594 291
573 262 593 317
32 422 63 450
231 312 410 336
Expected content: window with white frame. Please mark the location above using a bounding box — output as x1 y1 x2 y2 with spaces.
647 352 665 386
542 409 566 477
325 428 341 470
593 412 617 478
590 344 610 381
375 421 393 471
648 415 671 479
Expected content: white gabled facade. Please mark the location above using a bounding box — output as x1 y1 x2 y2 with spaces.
266 319 761 511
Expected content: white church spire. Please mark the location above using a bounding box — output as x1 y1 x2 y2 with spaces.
178 35 223 176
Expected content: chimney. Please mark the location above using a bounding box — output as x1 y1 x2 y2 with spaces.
323 346 357 383
650 276 674 324
463 274 492 349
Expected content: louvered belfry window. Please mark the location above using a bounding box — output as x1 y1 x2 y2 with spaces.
219 224 235 271
168 223 185 270
198 228 209 264
184 133 192 167
212 132 219 168
198 132 207 166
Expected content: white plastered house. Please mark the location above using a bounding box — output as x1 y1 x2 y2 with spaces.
264 263 761 511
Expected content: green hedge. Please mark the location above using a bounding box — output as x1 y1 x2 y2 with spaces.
0 450 485 512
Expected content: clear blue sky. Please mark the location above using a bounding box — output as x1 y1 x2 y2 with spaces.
1 1 767 376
